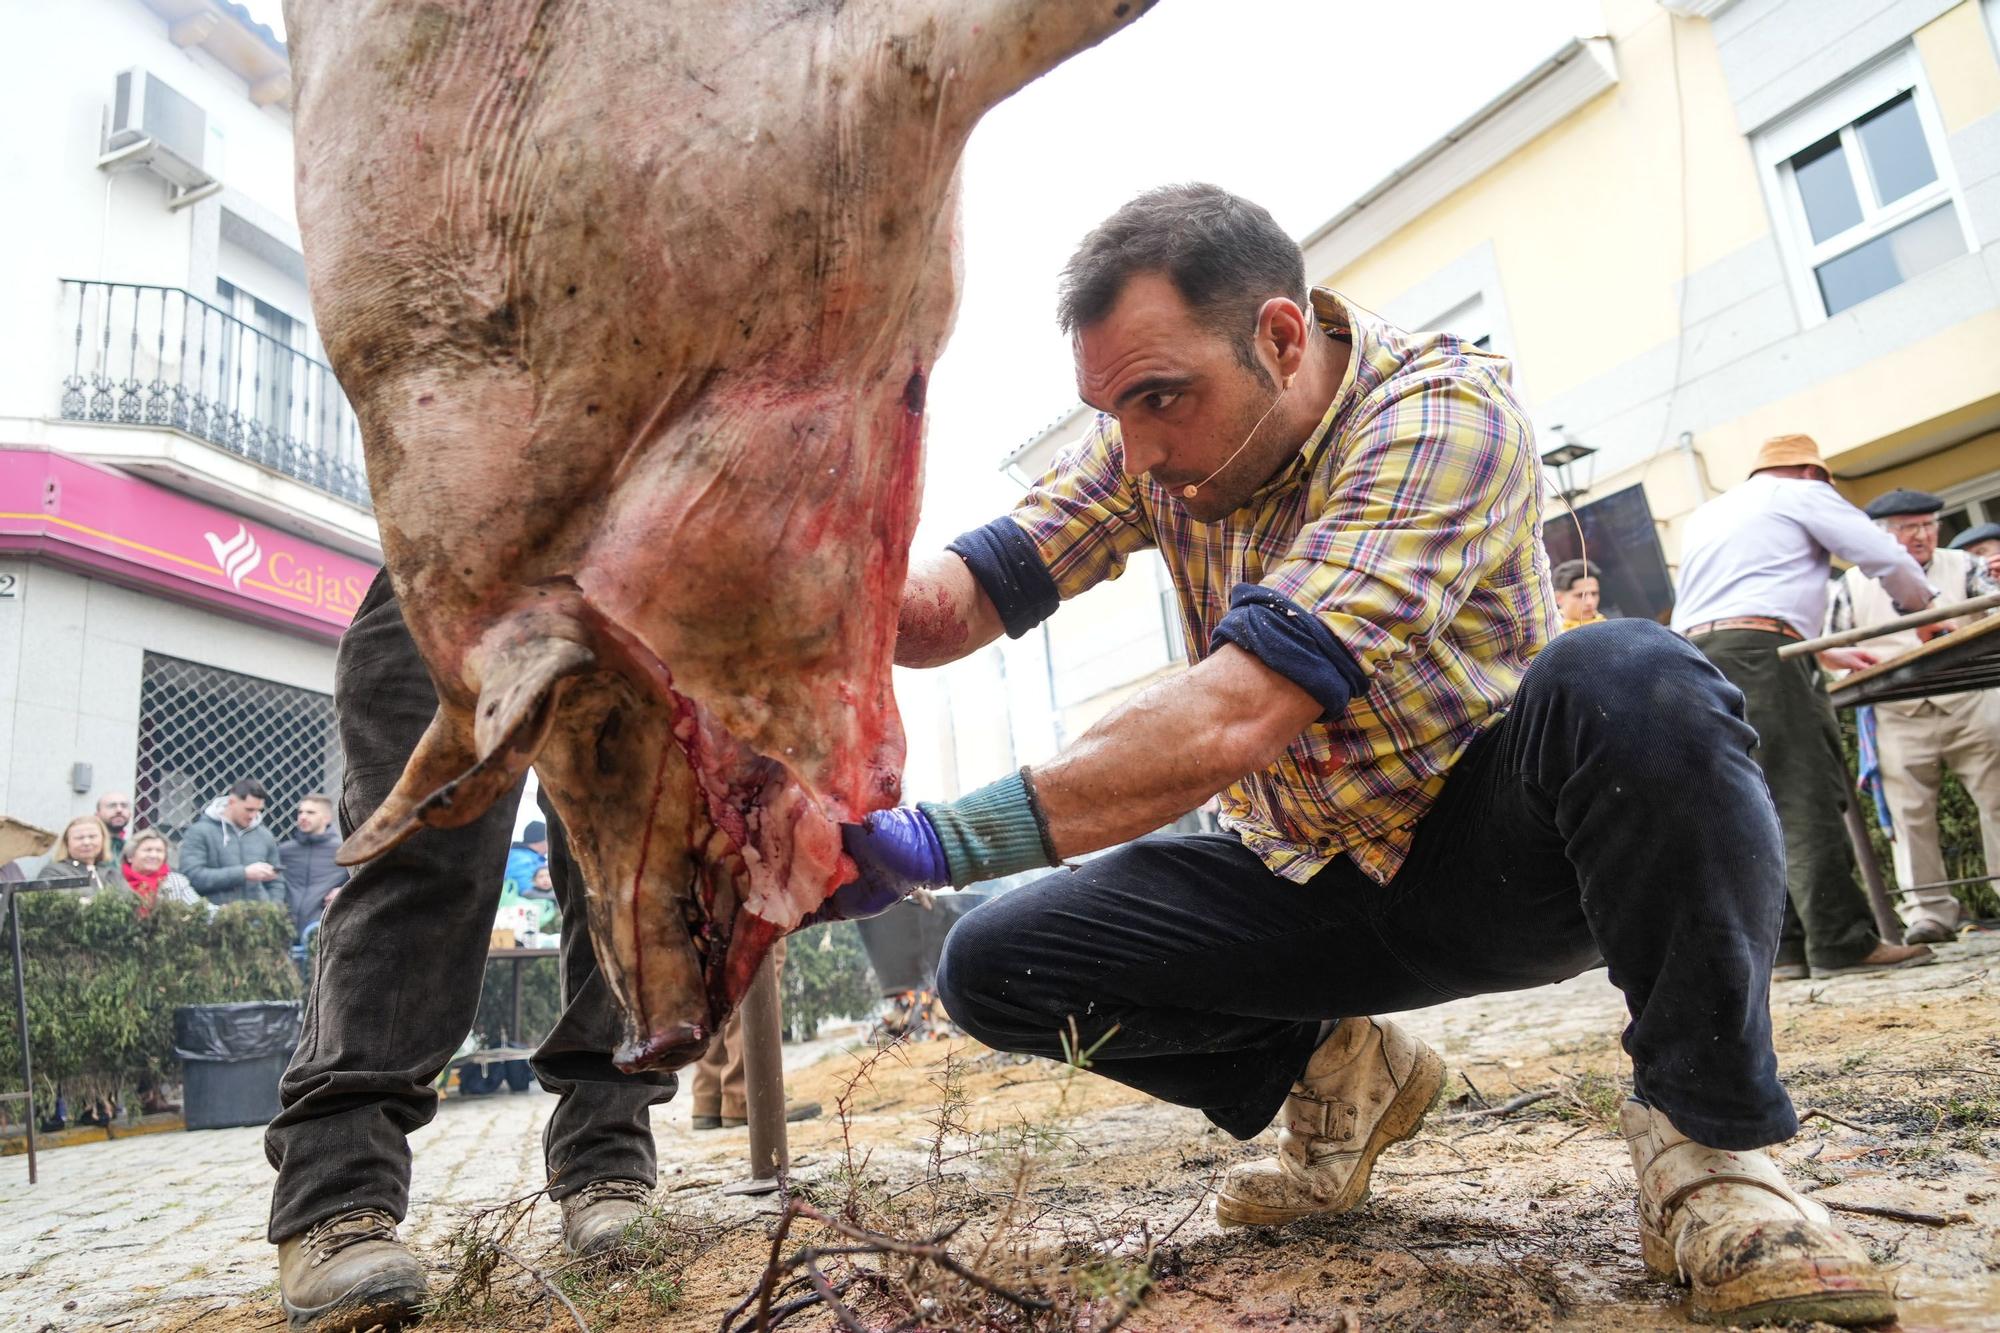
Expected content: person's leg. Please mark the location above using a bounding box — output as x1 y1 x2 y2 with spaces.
1695 630 1880 971
1939 690 2000 920
1391 622 1795 1148
938 832 1457 1140
1873 707 1953 930
530 793 676 1197
266 572 520 1242
689 1022 730 1120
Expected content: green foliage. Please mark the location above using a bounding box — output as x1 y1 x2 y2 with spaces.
473 953 560 1048
0 891 299 1118
1839 713 1997 918
780 921 877 1042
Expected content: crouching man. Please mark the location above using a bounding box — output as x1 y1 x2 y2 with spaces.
839 185 1893 1327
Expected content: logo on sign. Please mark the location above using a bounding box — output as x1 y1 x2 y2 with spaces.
204 524 264 591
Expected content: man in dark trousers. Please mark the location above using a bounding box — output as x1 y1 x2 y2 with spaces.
277 793 348 936
1673 434 1938 980
265 576 675 1332
843 186 1897 1327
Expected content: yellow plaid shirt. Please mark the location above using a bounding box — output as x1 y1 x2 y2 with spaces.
1008 289 1556 884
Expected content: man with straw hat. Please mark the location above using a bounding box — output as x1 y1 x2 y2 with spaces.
1673 434 1939 980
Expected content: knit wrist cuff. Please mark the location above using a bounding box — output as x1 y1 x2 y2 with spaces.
918 769 1057 888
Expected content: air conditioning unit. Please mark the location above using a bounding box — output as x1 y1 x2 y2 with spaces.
105 67 212 192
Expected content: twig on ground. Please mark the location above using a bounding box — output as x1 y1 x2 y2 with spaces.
1800 1108 1871 1134
494 1243 591 1333
1459 1070 1489 1107
1819 1200 1971 1227
1440 1089 1553 1121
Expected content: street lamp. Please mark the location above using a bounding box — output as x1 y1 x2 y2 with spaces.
1540 426 1597 503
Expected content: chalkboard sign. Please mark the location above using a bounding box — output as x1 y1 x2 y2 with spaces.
1543 484 1676 625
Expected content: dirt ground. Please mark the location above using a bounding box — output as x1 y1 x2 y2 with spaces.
131 931 1999 1333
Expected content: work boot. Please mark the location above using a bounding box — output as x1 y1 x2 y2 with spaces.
1215 1017 1444 1228
560 1177 653 1259
1623 1100 1894 1326
1819 939 1933 976
276 1208 427 1332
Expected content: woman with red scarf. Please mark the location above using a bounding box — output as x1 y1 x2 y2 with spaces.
121 828 199 916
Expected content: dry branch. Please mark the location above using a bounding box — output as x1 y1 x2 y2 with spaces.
1439 1089 1553 1121
1819 1200 1971 1227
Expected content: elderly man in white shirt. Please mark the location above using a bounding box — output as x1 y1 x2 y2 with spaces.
1827 489 2000 943
1673 434 1937 981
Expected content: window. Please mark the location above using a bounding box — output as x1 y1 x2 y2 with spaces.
1939 468 2000 549
134 654 341 851
1756 50 1974 322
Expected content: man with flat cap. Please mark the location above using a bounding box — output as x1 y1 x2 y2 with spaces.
1674 435 1938 979
1828 488 2000 942
1953 521 2000 584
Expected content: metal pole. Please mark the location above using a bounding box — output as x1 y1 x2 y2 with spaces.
1779 592 2000 659
8 887 36 1184
739 952 788 1182
1842 798 1904 946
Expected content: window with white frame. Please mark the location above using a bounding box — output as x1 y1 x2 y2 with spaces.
1755 49 1974 321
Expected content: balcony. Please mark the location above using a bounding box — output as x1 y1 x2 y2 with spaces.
56 279 368 510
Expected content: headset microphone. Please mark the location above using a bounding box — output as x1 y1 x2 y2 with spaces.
1181 372 1295 501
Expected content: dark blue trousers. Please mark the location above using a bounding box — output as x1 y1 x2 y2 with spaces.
938 621 1797 1152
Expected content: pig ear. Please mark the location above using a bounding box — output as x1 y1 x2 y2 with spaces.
336 639 596 866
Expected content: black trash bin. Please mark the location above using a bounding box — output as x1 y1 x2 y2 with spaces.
173 1001 301 1130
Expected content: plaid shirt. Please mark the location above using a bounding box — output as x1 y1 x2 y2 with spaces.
1007 289 1555 884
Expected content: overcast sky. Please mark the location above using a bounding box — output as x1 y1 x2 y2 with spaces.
248 0 1598 545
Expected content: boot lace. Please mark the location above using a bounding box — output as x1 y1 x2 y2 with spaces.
302 1208 399 1267
571 1177 652 1208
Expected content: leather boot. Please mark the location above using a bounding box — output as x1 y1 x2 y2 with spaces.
1623 1100 1895 1326
1215 1017 1444 1228
560 1177 653 1259
276 1208 427 1332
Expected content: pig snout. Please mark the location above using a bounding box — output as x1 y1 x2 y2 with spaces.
533 670 723 1073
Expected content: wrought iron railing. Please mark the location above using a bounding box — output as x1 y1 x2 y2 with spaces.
57 279 369 508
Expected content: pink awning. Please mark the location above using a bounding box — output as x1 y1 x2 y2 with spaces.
0 449 378 643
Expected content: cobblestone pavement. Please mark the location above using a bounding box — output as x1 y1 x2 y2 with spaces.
3 1035 846 1333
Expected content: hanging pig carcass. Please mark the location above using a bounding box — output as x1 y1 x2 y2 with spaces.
282 1 1152 1069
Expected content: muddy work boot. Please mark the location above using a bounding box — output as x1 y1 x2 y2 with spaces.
277 1208 427 1332
560 1177 654 1259
1215 1017 1444 1228
1623 1100 1895 1326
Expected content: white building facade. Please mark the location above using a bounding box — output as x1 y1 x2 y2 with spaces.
0 0 377 850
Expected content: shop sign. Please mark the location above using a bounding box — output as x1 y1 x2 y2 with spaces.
0 449 378 641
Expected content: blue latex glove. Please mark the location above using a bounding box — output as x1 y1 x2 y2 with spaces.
803 807 949 925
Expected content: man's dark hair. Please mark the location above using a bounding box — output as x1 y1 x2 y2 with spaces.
1057 183 1308 375
1551 559 1603 592
229 778 270 801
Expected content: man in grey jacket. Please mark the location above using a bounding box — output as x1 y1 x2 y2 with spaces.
180 778 284 906
279 793 349 934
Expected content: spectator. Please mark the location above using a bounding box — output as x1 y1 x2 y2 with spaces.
179 778 284 906
503 820 549 896
120 828 199 916
1671 433 1937 980
688 937 820 1130
95 792 134 860
34 815 121 892
1950 521 2000 583
1551 558 1605 632
279 793 349 935
1827 489 2000 943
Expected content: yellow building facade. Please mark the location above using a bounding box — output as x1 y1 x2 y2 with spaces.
1314 0 2000 550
